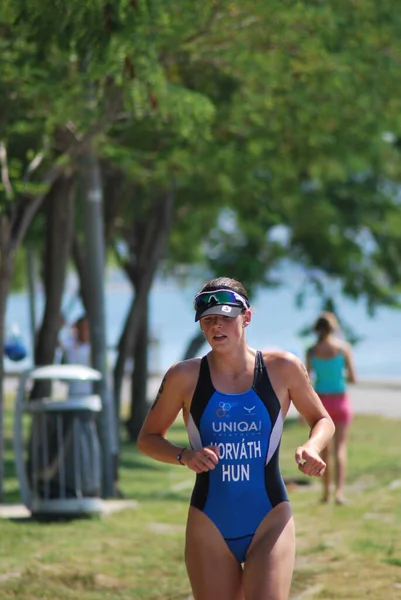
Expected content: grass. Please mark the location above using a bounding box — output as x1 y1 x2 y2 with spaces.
2 401 401 599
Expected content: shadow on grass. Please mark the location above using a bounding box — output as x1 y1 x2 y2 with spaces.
119 454 165 471
284 477 311 487
6 516 35 524
4 513 104 526
4 455 17 478
4 454 22 503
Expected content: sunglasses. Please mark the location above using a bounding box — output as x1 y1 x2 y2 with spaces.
194 289 249 311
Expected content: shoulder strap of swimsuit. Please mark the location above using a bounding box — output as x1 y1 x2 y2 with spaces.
253 350 282 420
190 355 215 428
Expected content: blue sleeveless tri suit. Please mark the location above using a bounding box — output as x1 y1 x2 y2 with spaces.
186 351 288 563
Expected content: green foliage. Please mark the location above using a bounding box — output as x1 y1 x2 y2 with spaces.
8 248 27 292
192 0 401 308
2 0 401 313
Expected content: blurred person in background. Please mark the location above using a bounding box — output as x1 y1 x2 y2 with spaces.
138 276 334 600
306 311 357 505
63 315 93 396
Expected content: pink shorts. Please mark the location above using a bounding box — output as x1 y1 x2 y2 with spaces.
318 393 353 425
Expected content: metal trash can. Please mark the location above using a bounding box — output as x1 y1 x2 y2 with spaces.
13 364 103 518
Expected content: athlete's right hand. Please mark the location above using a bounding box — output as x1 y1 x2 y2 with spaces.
182 445 219 473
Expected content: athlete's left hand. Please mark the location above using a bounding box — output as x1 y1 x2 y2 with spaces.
295 444 326 477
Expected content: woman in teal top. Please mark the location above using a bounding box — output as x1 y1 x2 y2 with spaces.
310 353 347 395
307 312 357 505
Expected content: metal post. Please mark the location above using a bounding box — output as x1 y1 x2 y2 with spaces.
26 244 37 360
81 152 116 497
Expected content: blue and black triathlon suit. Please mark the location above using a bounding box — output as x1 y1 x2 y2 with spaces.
186 351 289 563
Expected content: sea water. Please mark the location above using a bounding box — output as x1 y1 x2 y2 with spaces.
4 268 401 379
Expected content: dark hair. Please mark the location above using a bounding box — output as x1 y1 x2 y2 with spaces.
197 277 250 305
313 311 339 337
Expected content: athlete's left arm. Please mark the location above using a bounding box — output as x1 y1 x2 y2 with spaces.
285 355 335 477
344 343 357 384
305 348 313 375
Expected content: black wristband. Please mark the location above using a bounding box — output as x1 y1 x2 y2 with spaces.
176 448 187 466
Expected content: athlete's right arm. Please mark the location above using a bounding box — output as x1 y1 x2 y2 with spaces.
136 361 219 473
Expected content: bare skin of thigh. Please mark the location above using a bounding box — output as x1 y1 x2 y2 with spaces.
185 507 244 600
243 502 296 600
185 502 295 600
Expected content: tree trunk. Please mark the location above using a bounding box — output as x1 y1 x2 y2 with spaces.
71 233 90 315
113 282 150 420
81 150 116 498
0 137 95 501
0 216 15 502
113 186 175 436
125 299 149 441
31 176 75 399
